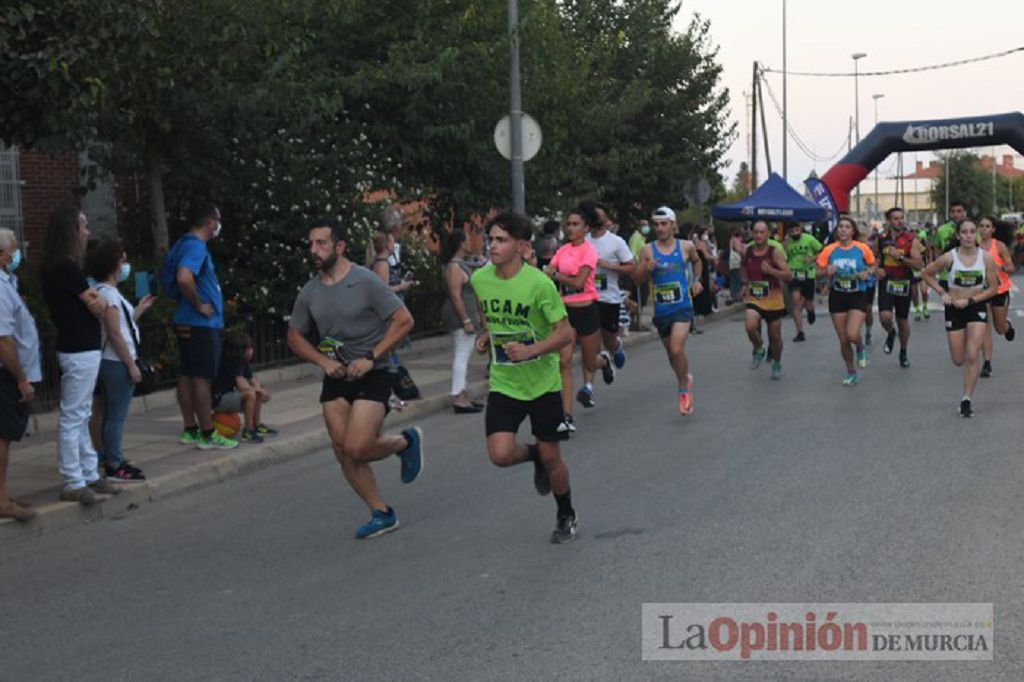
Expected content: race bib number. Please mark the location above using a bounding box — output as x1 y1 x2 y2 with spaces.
654 281 683 304
886 279 910 296
594 273 608 291
559 282 583 296
833 275 857 293
748 281 770 300
491 330 538 365
793 270 808 281
953 270 982 288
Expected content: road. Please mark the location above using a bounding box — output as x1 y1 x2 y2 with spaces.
3 299 1024 681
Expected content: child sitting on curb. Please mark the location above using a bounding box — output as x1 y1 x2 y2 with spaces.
211 332 277 443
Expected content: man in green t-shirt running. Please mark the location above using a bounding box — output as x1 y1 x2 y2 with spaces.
783 222 823 342
470 210 579 544
931 200 965 289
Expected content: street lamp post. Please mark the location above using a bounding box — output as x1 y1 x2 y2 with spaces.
852 52 867 217
508 0 525 213
872 93 884 219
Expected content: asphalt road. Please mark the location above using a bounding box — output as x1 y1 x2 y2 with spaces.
3 298 1024 681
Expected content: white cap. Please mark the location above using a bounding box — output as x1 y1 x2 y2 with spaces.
652 206 676 222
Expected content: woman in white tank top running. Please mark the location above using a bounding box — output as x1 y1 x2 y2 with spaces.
922 220 1000 417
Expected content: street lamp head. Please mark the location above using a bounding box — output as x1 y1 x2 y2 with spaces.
873 93 885 100
852 52 867 60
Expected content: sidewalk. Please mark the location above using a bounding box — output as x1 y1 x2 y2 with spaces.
1 302 740 541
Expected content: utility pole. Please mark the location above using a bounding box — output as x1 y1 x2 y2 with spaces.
945 155 950 219
992 147 998 213
872 94 884 219
751 62 759 189
782 0 788 181
508 0 525 213
852 52 867 218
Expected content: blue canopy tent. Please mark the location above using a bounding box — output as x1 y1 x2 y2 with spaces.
712 172 829 222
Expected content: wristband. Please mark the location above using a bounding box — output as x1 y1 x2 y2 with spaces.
462 318 472 325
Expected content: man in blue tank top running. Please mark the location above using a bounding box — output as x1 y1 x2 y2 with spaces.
637 206 703 416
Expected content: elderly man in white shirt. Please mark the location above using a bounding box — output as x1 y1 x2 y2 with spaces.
0 227 41 522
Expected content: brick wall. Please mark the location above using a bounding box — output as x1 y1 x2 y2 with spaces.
18 149 80 254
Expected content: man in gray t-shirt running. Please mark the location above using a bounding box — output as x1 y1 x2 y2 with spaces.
287 218 424 540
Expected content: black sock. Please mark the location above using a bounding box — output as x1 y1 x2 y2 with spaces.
526 443 540 463
202 429 214 439
554 489 574 518
186 425 200 434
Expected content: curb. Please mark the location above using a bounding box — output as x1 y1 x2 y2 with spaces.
1 304 742 542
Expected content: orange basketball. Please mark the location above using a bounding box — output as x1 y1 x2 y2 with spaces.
212 411 241 438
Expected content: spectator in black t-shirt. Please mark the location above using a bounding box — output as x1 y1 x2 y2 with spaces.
40 207 120 505
211 332 276 444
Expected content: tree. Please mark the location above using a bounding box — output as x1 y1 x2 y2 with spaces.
931 151 1014 218
731 162 751 196
557 0 736 225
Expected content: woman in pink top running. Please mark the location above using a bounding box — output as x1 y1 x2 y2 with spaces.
546 205 615 434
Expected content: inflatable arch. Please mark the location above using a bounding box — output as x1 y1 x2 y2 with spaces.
816 112 1024 213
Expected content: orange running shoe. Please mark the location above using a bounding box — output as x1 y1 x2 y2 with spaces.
678 374 694 415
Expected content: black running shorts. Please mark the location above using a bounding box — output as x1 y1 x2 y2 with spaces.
745 304 786 323
596 301 621 334
828 291 869 314
566 303 600 337
485 391 567 443
877 284 912 319
790 277 815 300
944 303 988 331
320 369 393 408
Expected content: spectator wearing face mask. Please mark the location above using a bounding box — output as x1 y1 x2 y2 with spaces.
86 240 157 481
0 227 40 522
162 202 236 450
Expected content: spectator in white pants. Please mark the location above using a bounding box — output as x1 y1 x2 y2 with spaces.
39 207 120 505
441 229 483 413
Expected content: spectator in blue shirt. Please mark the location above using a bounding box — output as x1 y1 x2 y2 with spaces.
168 202 236 450
0 228 40 521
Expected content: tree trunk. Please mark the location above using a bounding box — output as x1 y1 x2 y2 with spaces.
145 147 169 257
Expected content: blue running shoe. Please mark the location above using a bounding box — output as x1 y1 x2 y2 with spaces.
612 341 626 369
355 507 399 539
399 427 424 484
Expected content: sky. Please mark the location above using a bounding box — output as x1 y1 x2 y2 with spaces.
671 0 1024 189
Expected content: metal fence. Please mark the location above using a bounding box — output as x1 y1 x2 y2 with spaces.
33 290 450 411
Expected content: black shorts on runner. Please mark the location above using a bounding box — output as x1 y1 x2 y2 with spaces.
828 291 869 314
791 277 815 300
485 391 567 443
877 285 912 319
596 301 621 334
320 369 393 408
944 303 988 331
0 369 30 442
745 304 786 323
990 292 1009 307
566 303 600 337
863 283 877 303
652 308 694 338
176 326 221 379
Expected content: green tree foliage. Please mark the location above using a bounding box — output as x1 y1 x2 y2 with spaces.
557 1 735 224
1 0 735 318
932 151 1016 218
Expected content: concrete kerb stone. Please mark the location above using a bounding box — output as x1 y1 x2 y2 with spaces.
24 333 461 438
1 303 742 542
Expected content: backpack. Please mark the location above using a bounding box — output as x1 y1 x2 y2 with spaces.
160 234 208 299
